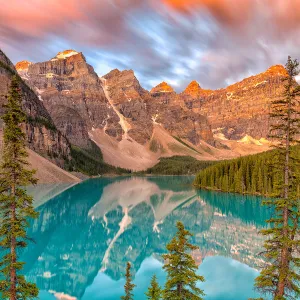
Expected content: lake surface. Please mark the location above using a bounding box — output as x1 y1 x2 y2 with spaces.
22 176 270 300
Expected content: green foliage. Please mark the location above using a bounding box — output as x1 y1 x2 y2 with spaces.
0 76 39 299
145 156 215 175
86 139 103 161
121 262 136 300
0 49 57 134
0 60 29 89
150 139 160 153
0 61 14 75
163 221 205 300
66 142 131 176
254 56 300 299
194 150 283 196
145 275 162 300
26 115 57 131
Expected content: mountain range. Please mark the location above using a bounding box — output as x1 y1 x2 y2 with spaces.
0 48 287 179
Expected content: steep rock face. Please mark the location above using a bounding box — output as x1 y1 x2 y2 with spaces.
149 82 214 145
103 69 153 144
181 80 213 109
16 51 215 162
17 50 122 148
49 105 89 148
103 71 214 146
182 65 287 139
0 49 70 164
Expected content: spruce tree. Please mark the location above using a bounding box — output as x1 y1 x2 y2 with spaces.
0 76 39 299
121 262 136 300
255 56 300 299
163 221 205 300
145 275 162 300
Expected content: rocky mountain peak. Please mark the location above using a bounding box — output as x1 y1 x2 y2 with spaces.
265 64 287 76
183 80 213 98
187 80 200 89
53 49 80 60
0 48 71 165
225 64 287 94
103 68 142 90
16 50 123 147
150 81 174 94
15 60 32 71
103 69 121 80
187 64 289 141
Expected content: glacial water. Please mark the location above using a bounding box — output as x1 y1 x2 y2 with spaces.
21 176 270 300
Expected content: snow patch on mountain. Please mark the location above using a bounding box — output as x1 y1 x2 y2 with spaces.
55 50 79 59
100 77 131 140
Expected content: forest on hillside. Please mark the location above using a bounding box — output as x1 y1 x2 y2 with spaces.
194 147 300 196
145 156 215 175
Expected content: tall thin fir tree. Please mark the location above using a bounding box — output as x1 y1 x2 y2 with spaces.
0 76 39 299
255 56 300 299
145 275 162 300
163 221 205 300
121 262 136 300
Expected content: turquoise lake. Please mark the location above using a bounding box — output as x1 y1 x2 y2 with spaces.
22 176 270 300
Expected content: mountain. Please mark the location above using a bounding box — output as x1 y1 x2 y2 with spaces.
182 65 287 140
15 60 32 72
17 52 223 170
149 81 214 144
182 80 212 99
150 81 175 94
0 49 80 183
103 70 213 145
16 50 121 149
14 49 288 171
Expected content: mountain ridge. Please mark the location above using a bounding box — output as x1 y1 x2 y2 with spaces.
13 48 287 171
0 49 81 183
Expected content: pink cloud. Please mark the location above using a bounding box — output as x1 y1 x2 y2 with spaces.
162 0 300 30
0 0 144 45
2 0 300 46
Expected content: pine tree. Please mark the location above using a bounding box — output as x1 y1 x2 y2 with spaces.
0 76 39 299
255 56 300 299
163 221 205 300
121 262 136 300
145 275 162 300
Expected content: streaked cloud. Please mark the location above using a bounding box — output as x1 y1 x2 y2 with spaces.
1 0 300 91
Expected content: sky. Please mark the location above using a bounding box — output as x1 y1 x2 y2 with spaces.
1 0 300 91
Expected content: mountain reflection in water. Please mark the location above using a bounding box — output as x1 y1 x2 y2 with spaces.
23 176 269 299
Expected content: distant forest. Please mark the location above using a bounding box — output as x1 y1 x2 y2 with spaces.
145 156 215 175
194 147 300 196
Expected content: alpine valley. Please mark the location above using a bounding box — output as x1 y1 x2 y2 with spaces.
0 48 287 180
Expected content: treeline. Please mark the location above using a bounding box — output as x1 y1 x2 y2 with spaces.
145 156 215 175
194 147 300 196
66 140 131 176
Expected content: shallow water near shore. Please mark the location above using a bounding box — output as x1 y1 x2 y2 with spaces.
22 176 269 299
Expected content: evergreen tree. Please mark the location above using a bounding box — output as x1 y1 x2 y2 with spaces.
163 221 205 300
255 56 300 299
194 146 300 197
145 275 162 300
121 262 136 300
0 76 39 299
